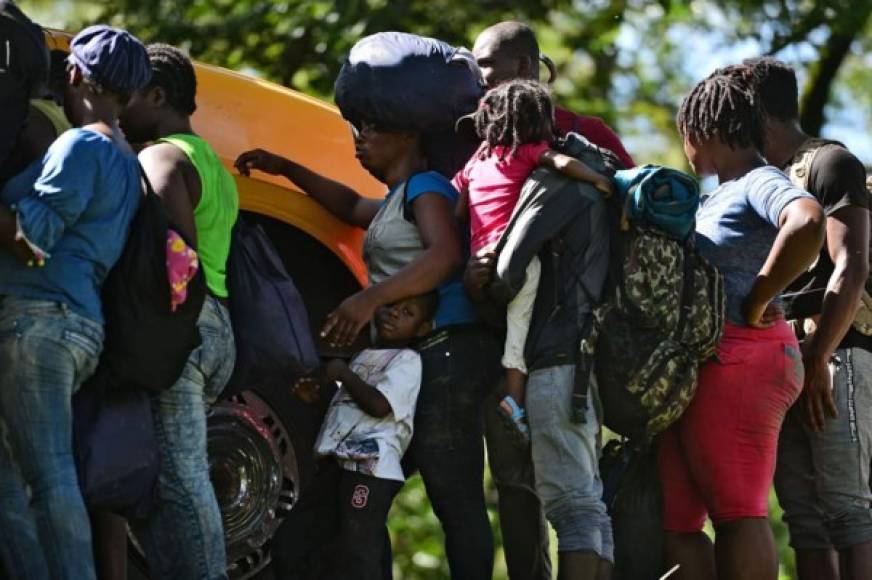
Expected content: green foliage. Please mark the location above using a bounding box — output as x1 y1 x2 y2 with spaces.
771 490 797 580
60 0 558 90
388 468 508 579
20 0 872 165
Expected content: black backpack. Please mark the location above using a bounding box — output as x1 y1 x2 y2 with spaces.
92 166 206 393
600 439 665 580
223 217 320 398
73 166 203 517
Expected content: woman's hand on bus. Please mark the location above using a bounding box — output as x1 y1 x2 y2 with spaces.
321 289 379 347
235 149 290 177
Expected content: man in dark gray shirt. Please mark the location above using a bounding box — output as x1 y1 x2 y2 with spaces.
743 57 872 580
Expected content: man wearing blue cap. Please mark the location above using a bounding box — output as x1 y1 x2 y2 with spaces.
0 25 151 580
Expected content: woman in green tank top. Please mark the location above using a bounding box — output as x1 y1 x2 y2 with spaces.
157 133 239 298
118 44 239 580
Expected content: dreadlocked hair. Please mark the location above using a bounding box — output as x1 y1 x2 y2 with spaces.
473 79 554 160
147 43 197 115
676 70 766 153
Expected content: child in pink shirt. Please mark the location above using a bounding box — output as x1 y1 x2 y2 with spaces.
454 79 613 444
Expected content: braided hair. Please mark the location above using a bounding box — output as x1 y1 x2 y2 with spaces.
676 69 766 152
473 79 554 159
147 43 197 115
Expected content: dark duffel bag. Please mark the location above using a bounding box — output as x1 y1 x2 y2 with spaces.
73 382 159 519
223 217 320 398
600 439 665 580
334 31 482 178
335 31 482 135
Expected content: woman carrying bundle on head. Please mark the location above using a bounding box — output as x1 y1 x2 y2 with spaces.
235 30 502 580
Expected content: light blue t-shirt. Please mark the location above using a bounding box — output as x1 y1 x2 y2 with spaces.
695 166 814 325
0 128 142 323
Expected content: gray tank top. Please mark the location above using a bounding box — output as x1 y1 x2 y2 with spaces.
363 181 423 285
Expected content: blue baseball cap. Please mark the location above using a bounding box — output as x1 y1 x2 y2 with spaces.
69 25 151 95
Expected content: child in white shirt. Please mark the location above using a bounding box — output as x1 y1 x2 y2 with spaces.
294 292 436 580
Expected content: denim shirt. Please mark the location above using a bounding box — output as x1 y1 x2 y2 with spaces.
0 128 142 323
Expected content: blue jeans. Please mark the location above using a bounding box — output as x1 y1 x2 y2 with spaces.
0 297 103 580
527 364 614 561
133 296 235 580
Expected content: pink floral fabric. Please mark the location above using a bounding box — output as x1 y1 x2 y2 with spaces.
166 230 199 311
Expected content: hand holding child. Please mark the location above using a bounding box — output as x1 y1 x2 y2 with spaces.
594 177 615 198
463 250 497 302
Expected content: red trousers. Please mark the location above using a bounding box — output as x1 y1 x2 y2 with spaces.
659 321 804 531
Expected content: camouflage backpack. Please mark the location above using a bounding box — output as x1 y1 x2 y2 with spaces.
787 138 872 336
591 166 725 443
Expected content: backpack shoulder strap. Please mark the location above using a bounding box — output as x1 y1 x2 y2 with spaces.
785 137 842 191
400 177 414 222
138 162 158 199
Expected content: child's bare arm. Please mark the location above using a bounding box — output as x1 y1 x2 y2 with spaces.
325 359 392 418
538 149 614 197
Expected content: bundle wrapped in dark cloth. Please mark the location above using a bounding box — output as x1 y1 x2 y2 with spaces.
334 31 484 177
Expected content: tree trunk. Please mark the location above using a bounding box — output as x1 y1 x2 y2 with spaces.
800 2 872 135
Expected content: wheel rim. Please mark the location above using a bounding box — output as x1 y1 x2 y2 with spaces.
129 390 299 580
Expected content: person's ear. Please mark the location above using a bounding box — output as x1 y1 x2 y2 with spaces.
401 130 423 151
148 85 167 108
68 64 83 87
416 320 433 337
763 116 778 140
517 55 535 81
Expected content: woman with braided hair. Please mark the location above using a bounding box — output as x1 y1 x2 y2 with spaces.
121 43 239 580
454 78 613 445
658 70 826 579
